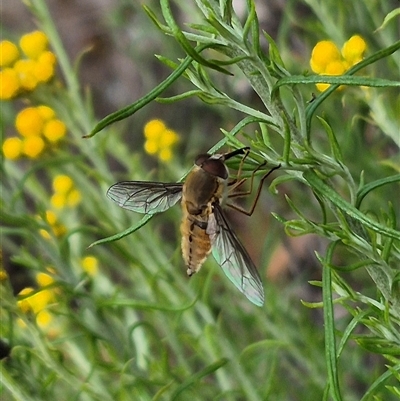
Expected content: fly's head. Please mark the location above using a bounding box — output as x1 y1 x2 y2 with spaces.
194 153 229 181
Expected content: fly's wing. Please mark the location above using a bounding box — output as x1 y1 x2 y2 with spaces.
208 205 264 306
107 181 183 214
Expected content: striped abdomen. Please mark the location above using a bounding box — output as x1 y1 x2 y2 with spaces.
180 204 212 276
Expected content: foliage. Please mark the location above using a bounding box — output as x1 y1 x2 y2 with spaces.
1 0 399 400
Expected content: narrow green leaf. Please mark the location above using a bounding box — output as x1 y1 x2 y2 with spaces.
282 114 291 165
322 243 343 401
160 0 233 75
356 174 400 208
381 203 397 262
142 4 170 33
303 169 400 240
87 215 153 248
170 358 229 400
275 75 400 92
316 116 343 163
360 363 400 401
100 296 198 312
86 55 193 137
156 90 205 103
375 8 400 31
263 31 284 68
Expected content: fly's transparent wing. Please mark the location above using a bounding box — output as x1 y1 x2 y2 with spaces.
210 205 264 306
107 181 183 214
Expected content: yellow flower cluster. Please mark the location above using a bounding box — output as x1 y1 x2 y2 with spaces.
143 119 179 162
310 35 367 92
39 210 67 239
0 31 57 100
17 270 57 328
50 175 82 209
2 105 67 160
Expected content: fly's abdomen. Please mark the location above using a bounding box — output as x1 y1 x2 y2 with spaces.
180 213 212 276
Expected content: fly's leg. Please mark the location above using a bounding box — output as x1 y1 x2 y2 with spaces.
226 147 252 191
226 164 281 216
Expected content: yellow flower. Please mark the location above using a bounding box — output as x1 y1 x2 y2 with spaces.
51 175 81 208
43 119 67 143
0 40 20 67
39 229 51 240
159 129 179 147
1 33 56 98
144 139 158 154
341 35 367 66
10 106 68 159
53 175 74 194
37 105 56 120
325 60 346 75
13 59 39 91
39 210 66 238
17 287 35 313
159 148 172 162
36 310 52 327
0 68 20 100
81 256 99 276
310 40 341 74
45 210 57 226
0 269 8 282
17 271 57 329
22 136 45 158
310 35 367 92
50 193 67 209
2 137 23 160
34 51 56 82
143 119 179 162
66 189 81 207
15 107 44 137
144 119 166 139
20 31 49 59
37 50 56 66
18 287 54 314
36 272 55 287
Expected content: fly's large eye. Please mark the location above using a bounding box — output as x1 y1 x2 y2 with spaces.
201 159 228 179
194 154 210 166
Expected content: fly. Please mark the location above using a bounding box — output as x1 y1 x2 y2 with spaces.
107 147 280 306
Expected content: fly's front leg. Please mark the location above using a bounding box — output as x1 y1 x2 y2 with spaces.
228 157 266 197
226 147 251 191
227 164 281 216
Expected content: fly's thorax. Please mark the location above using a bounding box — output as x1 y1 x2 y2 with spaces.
182 165 228 215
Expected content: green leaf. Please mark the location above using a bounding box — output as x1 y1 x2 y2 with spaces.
142 4 171 33
160 0 233 75
356 174 400 208
322 243 343 401
170 358 229 400
375 8 400 32
263 31 284 68
86 55 194 137
87 215 153 248
316 116 343 163
303 169 400 241
360 363 400 401
275 75 400 91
